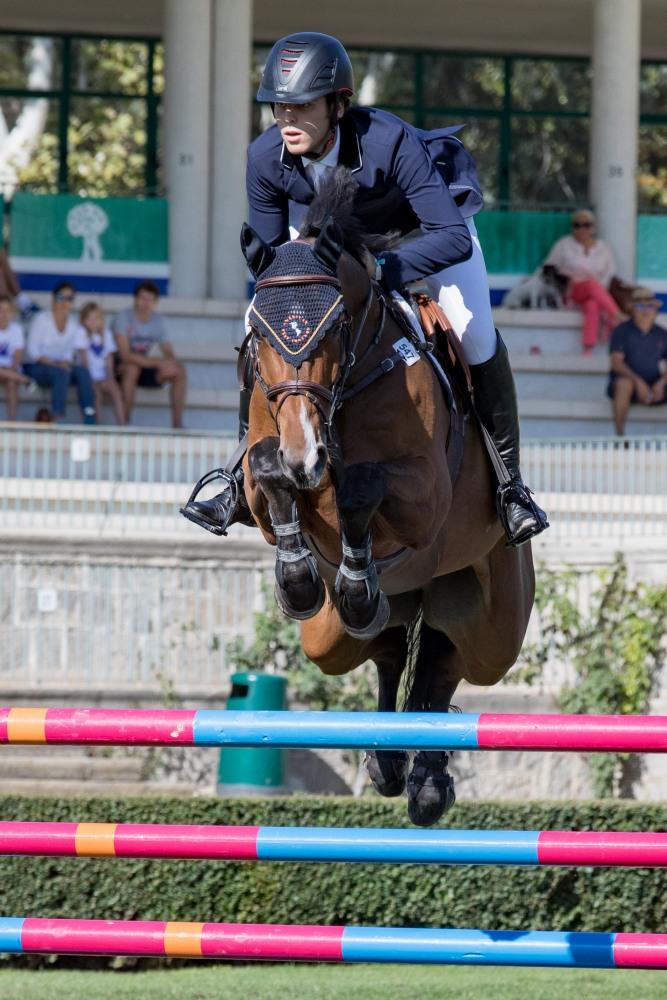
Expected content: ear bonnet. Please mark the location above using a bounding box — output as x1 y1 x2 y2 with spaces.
250 241 345 366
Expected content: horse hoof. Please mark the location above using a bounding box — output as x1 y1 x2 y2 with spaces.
407 751 456 827
273 578 325 621
364 750 408 797
341 590 390 640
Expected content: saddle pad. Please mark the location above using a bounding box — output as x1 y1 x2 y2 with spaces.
250 242 346 366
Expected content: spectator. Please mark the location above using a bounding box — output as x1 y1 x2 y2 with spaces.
112 280 187 429
24 282 96 424
607 287 667 436
80 302 126 425
544 209 624 354
0 294 32 420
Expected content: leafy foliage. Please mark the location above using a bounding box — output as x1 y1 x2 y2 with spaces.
516 555 667 797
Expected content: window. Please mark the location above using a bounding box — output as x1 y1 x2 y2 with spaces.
0 31 161 198
252 45 665 211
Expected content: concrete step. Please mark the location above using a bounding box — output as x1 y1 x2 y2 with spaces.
0 754 144 781
0 778 198 797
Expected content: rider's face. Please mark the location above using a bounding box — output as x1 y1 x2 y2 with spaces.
274 97 333 155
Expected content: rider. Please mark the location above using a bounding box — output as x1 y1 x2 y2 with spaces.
184 32 548 547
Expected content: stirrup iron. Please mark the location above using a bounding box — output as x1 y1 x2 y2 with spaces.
180 468 239 537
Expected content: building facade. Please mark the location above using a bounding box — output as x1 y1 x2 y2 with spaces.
1 0 666 298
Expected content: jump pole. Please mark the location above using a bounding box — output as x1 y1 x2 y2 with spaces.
1 918 666 968
1 821 667 867
2 707 667 751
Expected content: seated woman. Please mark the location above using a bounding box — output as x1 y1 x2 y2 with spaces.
544 209 624 354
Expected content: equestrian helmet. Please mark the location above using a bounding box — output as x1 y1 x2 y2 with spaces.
257 32 354 104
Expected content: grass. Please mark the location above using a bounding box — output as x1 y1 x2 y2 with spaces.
0 964 666 1000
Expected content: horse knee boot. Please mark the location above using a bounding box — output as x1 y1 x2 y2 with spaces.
407 751 456 827
364 750 408 797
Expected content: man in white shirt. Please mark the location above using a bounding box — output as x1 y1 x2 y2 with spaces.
0 295 31 420
24 282 96 423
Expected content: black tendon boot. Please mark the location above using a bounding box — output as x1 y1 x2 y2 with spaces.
470 334 549 547
180 388 255 536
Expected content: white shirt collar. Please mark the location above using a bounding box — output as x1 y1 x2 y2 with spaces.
301 127 341 187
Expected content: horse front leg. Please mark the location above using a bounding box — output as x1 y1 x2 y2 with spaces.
248 437 324 620
335 462 390 640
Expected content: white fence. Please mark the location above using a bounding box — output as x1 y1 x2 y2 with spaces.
0 424 665 542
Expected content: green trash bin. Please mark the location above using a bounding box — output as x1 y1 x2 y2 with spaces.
217 672 287 795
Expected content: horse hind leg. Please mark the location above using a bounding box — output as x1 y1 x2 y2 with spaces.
404 623 460 827
248 437 324 620
364 626 409 797
335 462 390 640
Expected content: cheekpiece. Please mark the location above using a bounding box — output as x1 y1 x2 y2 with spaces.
250 241 345 367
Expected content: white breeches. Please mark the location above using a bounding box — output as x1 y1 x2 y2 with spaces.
424 217 497 365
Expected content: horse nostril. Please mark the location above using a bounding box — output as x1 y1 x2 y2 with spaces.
317 445 328 467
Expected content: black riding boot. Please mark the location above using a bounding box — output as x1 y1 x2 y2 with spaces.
470 334 549 547
180 388 255 536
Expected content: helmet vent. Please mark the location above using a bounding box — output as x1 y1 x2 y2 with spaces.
280 46 305 77
310 59 336 89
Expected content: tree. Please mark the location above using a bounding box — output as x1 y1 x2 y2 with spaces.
0 37 54 197
514 554 667 798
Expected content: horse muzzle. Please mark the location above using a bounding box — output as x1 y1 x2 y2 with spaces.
278 442 328 490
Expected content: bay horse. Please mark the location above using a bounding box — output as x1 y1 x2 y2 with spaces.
240 170 535 826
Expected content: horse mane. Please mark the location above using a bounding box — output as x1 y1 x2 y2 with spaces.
299 166 400 261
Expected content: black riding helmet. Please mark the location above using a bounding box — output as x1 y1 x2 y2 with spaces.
257 32 354 104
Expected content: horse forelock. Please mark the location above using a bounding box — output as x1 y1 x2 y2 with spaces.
299 166 399 263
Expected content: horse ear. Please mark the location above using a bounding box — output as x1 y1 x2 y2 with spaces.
240 223 275 278
313 217 344 272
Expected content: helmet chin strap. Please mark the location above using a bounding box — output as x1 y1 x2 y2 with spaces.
303 105 340 161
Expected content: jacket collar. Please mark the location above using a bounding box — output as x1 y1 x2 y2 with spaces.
279 114 362 174
338 114 362 173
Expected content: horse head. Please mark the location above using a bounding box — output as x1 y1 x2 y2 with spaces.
241 172 383 492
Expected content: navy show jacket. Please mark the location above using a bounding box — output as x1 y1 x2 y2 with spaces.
246 107 483 290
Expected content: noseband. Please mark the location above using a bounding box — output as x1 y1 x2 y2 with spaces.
250 270 380 435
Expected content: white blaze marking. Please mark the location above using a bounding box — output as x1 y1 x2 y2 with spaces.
299 399 320 476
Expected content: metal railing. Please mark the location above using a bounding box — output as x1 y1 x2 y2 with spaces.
0 424 665 542
0 423 236 539
522 435 667 542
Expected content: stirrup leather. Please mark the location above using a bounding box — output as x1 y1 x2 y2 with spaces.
180 468 239 537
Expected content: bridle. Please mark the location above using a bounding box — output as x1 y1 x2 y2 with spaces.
250 268 383 438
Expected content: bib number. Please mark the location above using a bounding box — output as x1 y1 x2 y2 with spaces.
393 337 421 367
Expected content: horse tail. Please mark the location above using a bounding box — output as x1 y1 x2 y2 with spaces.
400 606 425 711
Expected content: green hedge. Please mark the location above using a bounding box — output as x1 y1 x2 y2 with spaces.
1 795 666 937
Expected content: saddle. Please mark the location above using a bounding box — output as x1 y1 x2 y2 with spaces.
392 292 514 494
